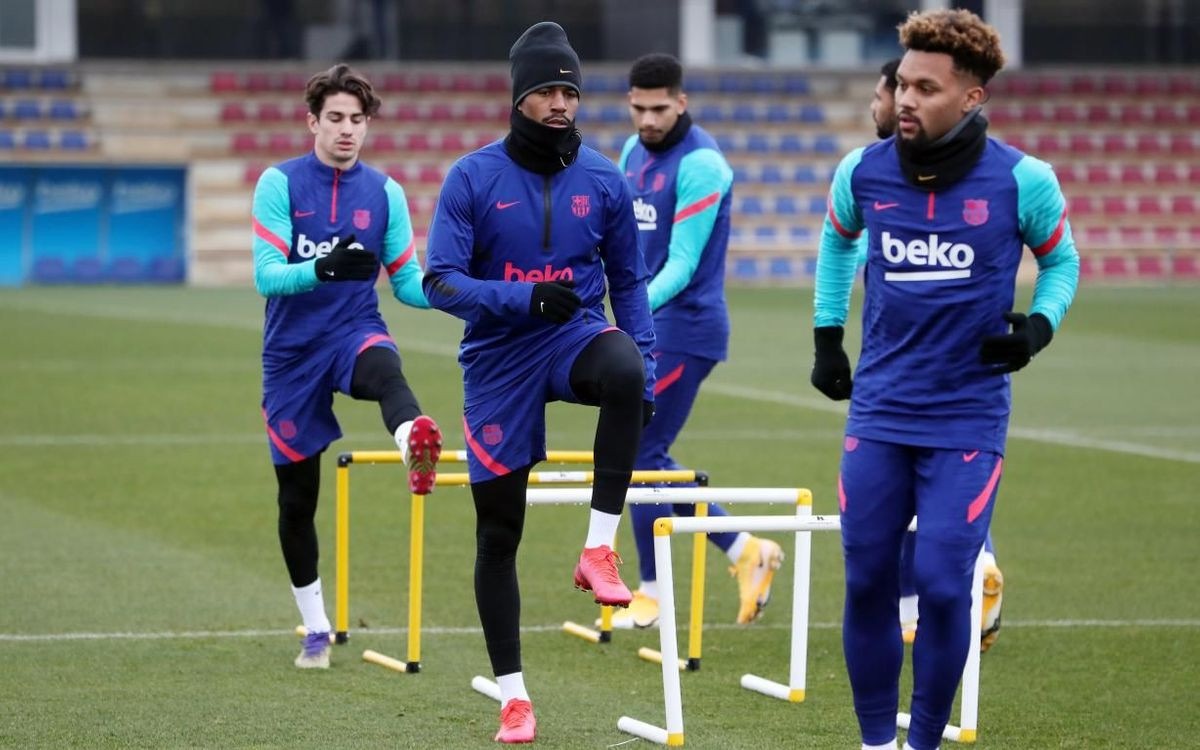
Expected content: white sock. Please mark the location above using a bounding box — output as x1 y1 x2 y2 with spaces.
393 420 414 462
584 509 621 549
900 594 919 625
639 580 659 599
980 549 997 568
497 671 530 704
726 532 750 563
292 578 331 634
862 741 897 750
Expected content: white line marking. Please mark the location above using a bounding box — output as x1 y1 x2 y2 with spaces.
3 619 1197 643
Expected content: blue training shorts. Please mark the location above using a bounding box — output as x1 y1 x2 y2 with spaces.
261 327 396 464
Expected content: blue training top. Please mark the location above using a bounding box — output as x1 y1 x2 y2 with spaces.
251 152 427 374
815 136 1080 453
423 140 657 400
618 123 734 361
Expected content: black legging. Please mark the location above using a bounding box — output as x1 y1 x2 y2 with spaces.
470 331 646 676
274 346 422 587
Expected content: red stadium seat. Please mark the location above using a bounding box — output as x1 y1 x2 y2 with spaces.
1101 75 1131 95
1081 226 1113 247
1068 134 1096 155
370 133 398 151
1054 164 1079 183
1186 105 1200 125
281 72 307 92
246 72 273 93
1085 164 1113 184
220 102 248 122
1133 77 1166 96
1101 196 1129 215
211 71 239 92
1102 134 1129 154
1118 104 1146 124
415 74 443 92
1068 75 1098 95
1051 104 1079 124
1119 165 1145 185
417 165 442 184
266 132 296 152
1135 255 1165 277
1153 226 1181 244
1078 254 1096 278
429 103 455 121
1003 134 1027 151
1188 165 1200 184
450 74 477 92
1135 133 1162 154
1169 134 1195 155
1069 195 1095 214
1171 254 1200 277
1167 75 1196 95
471 132 500 149
232 132 259 153
291 103 310 121
483 73 509 92
258 103 284 122
1136 196 1163 215
392 102 420 121
1101 255 1130 277
1170 195 1196 215
385 165 407 182
1151 104 1180 124
1117 227 1145 245
381 73 410 92
438 132 465 151
1153 164 1180 184
243 162 266 184
1021 103 1048 123
1084 104 1111 123
1035 76 1066 96
404 133 432 151
1034 133 1061 154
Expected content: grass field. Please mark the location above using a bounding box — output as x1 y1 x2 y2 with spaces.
1 284 1198 749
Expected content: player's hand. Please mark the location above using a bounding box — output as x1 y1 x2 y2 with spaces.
979 311 1053 374
529 280 581 324
811 326 853 401
642 399 655 428
314 234 378 282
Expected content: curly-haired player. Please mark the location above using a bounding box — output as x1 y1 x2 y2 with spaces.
812 10 1079 749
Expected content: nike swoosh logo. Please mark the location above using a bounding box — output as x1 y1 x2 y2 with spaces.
559 69 573 75
963 451 979 462
917 174 937 182
293 210 315 217
495 201 520 210
873 201 899 210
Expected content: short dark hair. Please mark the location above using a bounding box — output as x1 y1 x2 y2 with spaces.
305 63 381 117
629 53 683 94
880 58 900 91
898 9 1005 85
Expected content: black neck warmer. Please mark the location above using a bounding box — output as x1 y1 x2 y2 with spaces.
504 108 583 175
641 111 693 153
895 108 989 191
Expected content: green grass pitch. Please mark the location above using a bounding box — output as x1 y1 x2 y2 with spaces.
1 285 1197 748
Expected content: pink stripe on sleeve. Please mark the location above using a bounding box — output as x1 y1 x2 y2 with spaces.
252 216 290 257
385 239 415 276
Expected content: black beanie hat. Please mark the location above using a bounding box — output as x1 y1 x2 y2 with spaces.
509 21 582 105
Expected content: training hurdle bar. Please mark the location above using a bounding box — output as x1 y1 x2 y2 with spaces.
330 448 702 672
618 509 987 746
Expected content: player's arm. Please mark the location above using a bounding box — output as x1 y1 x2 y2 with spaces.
616 133 638 173
810 147 865 400
647 148 734 311
423 163 532 322
980 157 1081 374
381 178 430 309
251 167 320 296
599 173 657 400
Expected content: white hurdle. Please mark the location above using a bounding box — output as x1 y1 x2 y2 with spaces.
617 507 987 746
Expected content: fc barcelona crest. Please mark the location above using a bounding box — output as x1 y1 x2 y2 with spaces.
482 423 503 446
571 195 591 218
652 173 667 192
963 199 988 226
353 209 371 230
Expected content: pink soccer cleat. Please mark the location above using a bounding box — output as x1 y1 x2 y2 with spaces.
573 545 633 606
494 698 536 743
405 415 442 494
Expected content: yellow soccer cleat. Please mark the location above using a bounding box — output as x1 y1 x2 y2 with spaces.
980 562 1004 652
596 590 659 629
730 536 785 624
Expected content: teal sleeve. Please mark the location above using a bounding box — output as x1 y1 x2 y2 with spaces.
617 134 638 172
647 148 734 310
854 232 868 270
1014 156 1079 331
814 148 865 327
382 178 429 308
252 167 319 297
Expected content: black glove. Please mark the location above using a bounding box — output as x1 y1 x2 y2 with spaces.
529 280 581 324
811 326 853 401
979 311 1053 374
642 399 655 428
314 234 378 282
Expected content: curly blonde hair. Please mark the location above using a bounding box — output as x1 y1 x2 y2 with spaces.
898 9 1005 84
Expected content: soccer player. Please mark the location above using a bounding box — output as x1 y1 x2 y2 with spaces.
609 53 783 630
423 22 656 744
811 11 1079 750
251 64 443 670
869 57 1005 650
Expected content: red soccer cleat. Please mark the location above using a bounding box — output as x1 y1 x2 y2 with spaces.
405 415 442 494
494 698 536 743
573 545 633 606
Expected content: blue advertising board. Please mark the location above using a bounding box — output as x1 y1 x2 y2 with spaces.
0 164 187 286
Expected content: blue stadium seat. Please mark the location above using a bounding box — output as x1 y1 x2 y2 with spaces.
731 165 750 184
802 256 819 276
765 104 792 123
807 196 827 215
696 103 723 123
32 258 69 283
753 225 779 242
110 258 147 282
740 196 765 215
0 131 14 149
793 165 818 183
812 134 839 155
759 165 784 184
74 257 106 283
731 104 757 123
715 133 738 152
774 196 799 215
0 101 5 119
150 257 186 282
747 76 775 94
745 133 771 153
14 100 40 119
717 74 745 93
23 130 51 149
49 100 79 120
4 69 33 89
60 131 89 149
732 257 760 280
783 76 811 95
789 226 815 244
600 104 625 123
768 257 794 278
688 76 713 93
777 133 806 153
38 70 72 89
799 105 824 123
